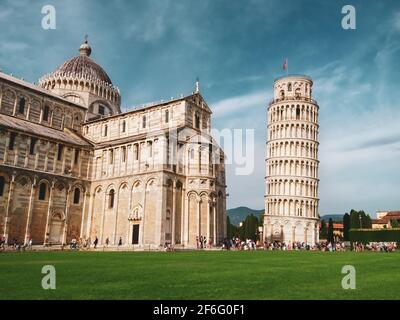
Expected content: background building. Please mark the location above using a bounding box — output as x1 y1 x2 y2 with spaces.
264 75 320 245
372 211 400 229
0 40 227 249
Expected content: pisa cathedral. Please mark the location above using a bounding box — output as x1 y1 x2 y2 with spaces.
264 75 320 245
0 40 227 249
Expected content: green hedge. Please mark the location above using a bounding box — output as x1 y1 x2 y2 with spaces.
349 229 400 243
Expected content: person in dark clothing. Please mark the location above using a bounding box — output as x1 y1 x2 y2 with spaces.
118 237 122 246
94 236 98 249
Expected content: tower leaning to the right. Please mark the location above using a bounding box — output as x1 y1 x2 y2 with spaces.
264 75 320 245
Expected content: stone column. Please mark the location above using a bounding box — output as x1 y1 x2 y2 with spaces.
24 177 37 244
183 193 189 246
157 179 167 246
12 95 17 116
182 190 189 246
197 198 201 239
43 141 50 171
3 134 9 164
99 191 107 244
140 184 147 246
26 99 31 120
79 191 89 239
171 181 176 245
180 187 185 246
43 181 55 245
206 200 210 243
86 190 96 239
3 174 16 243
113 190 120 244
213 202 217 245
304 227 308 244
62 185 72 244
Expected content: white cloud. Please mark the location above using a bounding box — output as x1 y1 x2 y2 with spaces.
211 90 269 118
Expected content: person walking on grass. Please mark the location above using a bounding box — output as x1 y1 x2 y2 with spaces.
118 237 122 246
94 236 98 249
105 237 109 247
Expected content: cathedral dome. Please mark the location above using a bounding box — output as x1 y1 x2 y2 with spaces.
39 38 121 116
49 40 112 85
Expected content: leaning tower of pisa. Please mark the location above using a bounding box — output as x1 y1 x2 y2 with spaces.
264 75 320 245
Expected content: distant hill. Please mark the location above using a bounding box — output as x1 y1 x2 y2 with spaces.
227 207 264 225
320 214 343 222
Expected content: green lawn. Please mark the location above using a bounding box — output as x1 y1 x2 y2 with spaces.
0 250 399 300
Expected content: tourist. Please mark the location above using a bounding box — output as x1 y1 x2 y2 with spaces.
94 236 98 249
105 237 110 247
118 237 122 246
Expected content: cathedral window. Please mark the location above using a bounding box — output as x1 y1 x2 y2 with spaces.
147 141 153 157
190 149 194 160
121 146 126 162
195 114 200 129
29 138 37 155
0 177 4 197
296 107 301 120
134 144 139 160
73 187 80 204
121 120 126 133
18 97 26 114
288 83 292 91
108 189 115 208
142 115 146 128
43 106 50 122
74 149 80 164
8 132 16 150
98 105 105 116
104 125 108 137
165 110 169 123
38 183 47 200
109 149 114 164
57 144 64 161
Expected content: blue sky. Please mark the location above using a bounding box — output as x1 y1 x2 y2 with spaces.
1 0 400 217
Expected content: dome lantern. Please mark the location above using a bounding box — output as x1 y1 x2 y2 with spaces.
79 35 92 57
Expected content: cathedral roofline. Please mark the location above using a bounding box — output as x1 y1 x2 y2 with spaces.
0 113 93 148
84 92 210 125
0 71 87 111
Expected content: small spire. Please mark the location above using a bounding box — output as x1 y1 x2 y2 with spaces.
195 77 200 93
79 35 92 57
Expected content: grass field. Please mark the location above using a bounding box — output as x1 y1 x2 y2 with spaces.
0 250 399 300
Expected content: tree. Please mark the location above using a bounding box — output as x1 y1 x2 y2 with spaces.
391 219 399 229
243 214 259 241
349 209 372 230
227 216 238 239
343 213 350 241
350 209 360 229
327 218 334 243
259 212 264 227
319 220 328 239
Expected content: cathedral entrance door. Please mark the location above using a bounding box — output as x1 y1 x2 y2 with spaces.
49 220 63 244
132 224 139 245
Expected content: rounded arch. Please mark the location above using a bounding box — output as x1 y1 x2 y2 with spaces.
145 177 156 191
131 179 142 191
118 181 129 191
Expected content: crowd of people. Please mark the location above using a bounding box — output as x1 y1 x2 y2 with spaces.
0 235 128 252
220 237 398 253
1 234 398 253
